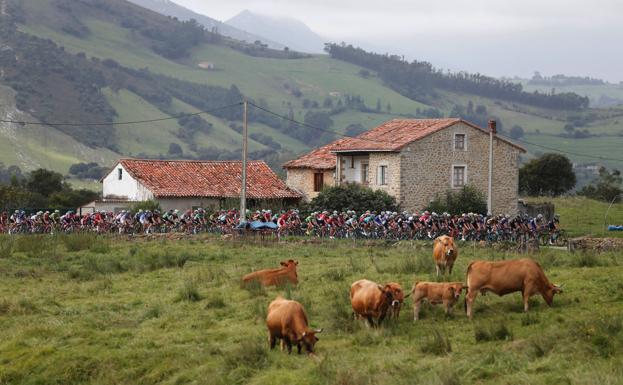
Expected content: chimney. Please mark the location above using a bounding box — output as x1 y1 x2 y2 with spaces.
488 119 497 134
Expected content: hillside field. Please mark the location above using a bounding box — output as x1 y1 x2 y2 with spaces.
0 235 621 385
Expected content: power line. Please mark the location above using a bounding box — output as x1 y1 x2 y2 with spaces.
0 102 243 127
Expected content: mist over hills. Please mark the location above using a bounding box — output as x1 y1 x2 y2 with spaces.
126 0 285 49
226 10 326 54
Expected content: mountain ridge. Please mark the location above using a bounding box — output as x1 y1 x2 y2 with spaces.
226 9 326 53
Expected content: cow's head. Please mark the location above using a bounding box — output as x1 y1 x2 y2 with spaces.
300 328 322 354
543 283 564 306
443 237 456 257
449 283 464 300
280 260 299 269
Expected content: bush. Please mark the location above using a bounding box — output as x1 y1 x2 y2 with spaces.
175 279 202 302
426 185 487 215
474 321 514 342
309 183 398 213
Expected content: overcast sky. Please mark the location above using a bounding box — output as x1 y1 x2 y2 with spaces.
174 0 622 82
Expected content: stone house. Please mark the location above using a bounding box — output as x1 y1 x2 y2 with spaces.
86 159 301 212
284 118 525 214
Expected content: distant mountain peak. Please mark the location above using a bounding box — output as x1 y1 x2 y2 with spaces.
226 10 325 53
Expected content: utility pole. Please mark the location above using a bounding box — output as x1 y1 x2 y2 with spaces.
487 120 496 215
240 99 248 224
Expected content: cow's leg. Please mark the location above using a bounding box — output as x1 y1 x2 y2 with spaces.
269 334 276 350
366 315 374 328
435 264 440 277
466 288 479 320
284 337 292 354
444 300 450 315
297 342 302 354
377 313 386 327
523 290 530 312
414 300 421 321
448 262 453 275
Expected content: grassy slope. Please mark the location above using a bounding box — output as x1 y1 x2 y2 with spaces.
0 86 119 173
524 196 623 238
0 236 621 385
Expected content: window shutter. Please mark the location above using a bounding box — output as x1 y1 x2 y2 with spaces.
376 166 381 185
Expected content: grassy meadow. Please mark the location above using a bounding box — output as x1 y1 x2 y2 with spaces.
0 234 621 385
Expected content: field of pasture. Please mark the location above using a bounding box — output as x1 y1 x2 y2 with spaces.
0 235 621 385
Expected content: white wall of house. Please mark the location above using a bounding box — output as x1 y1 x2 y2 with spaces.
339 155 370 184
102 162 154 201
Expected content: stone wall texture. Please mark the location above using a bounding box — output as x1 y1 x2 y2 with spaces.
285 168 335 202
399 122 520 214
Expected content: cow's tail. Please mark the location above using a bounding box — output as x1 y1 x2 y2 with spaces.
464 261 475 313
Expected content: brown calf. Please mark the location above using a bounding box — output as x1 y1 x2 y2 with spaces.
411 281 464 321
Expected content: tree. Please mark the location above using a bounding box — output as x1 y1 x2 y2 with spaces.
519 153 576 196
578 167 622 202
26 169 64 197
309 183 398 213
426 185 487 215
345 123 366 137
168 142 183 156
509 125 524 140
303 111 333 131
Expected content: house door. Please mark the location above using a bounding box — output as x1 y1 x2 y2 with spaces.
313 172 324 192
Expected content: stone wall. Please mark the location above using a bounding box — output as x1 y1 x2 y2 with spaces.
367 153 401 198
399 122 521 214
285 168 335 202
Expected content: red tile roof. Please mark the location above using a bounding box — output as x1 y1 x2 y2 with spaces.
282 138 350 170
282 118 525 170
117 159 301 199
331 118 525 152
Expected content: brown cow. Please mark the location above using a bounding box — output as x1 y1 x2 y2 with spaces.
242 259 298 287
350 279 405 326
465 258 563 320
411 281 464 321
433 235 458 276
266 296 322 354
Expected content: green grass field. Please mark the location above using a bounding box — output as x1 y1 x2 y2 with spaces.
523 196 623 238
0 235 621 385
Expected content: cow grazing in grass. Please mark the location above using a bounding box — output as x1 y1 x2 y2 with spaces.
465 258 563 320
242 259 298 287
350 279 405 326
411 281 464 321
266 296 322 354
433 235 458 276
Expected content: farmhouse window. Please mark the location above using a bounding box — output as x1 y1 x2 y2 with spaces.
454 134 466 150
118 168 123 180
377 165 388 186
452 166 466 188
361 163 369 184
313 172 324 192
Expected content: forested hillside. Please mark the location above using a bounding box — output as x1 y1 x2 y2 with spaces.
1 0 622 183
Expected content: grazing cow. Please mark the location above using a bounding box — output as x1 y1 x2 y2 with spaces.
411 281 464 321
242 259 298 287
433 235 458 276
350 279 405 326
465 258 563 320
266 296 322 354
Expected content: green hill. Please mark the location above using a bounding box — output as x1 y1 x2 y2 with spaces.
1 0 622 183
